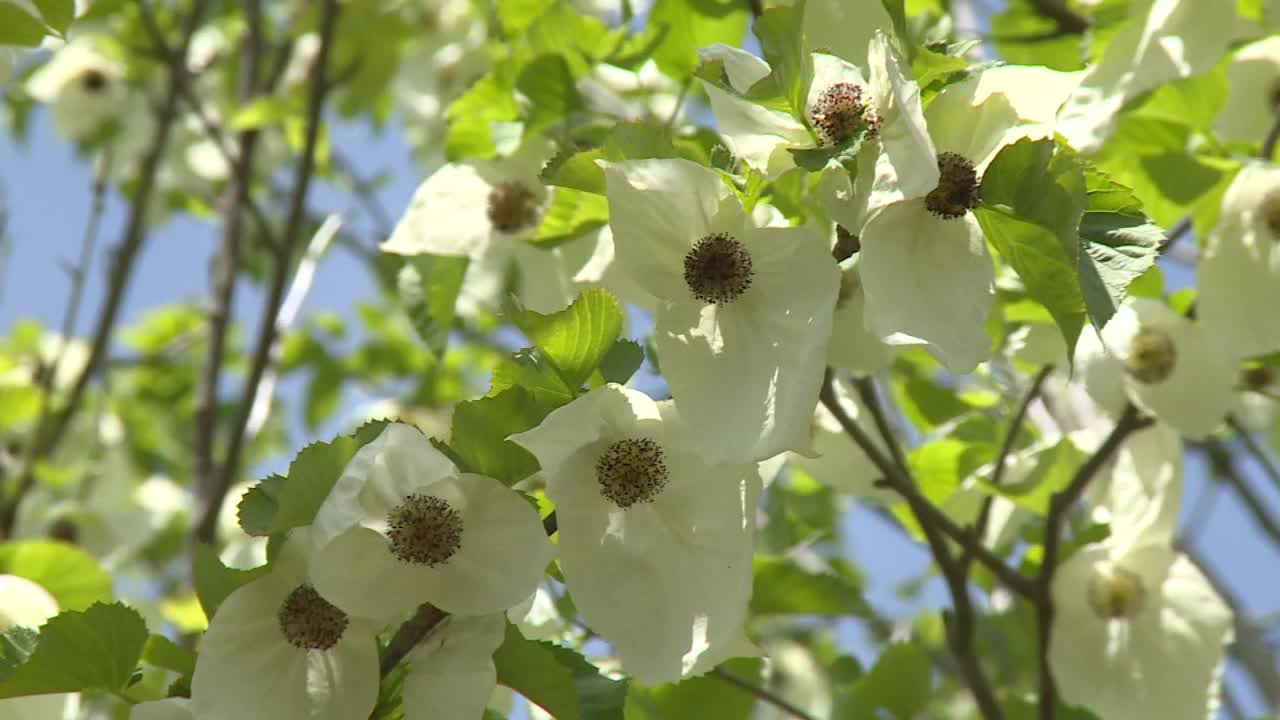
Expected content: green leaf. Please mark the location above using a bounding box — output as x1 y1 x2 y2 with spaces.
495 622 628 720
911 44 969 91
191 543 268 621
529 189 610 247
0 3 48 46
490 349 578 410
512 289 625 388
855 643 933 720
445 70 519 160
750 556 870 616
228 95 303 130
976 137 1088 355
237 473 286 537
517 54 582 135
625 658 763 720
303 360 344 431
978 438 1084 516
0 385 42 429
543 147 610 194
31 0 73 33
268 436 363 533
752 0 809 115
788 131 866 171
448 388 548 486
878 0 913 62
990 1 1085 71
0 541 112 612
1076 169 1163 329
498 0 556 35
397 253 469 355
648 0 749 79
0 602 148 699
598 339 644 385
0 626 38 683
141 634 196 678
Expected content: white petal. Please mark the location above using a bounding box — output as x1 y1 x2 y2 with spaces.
818 157 874 234
1073 324 1129 418
601 159 741 300
827 260 896 375
0 575 58 630
1093 423 1183 549
703 81 808 177
382 164 495 257
655 226 839 463
866 33 938 216
801 0 891 68
510 242 577 315
402 615 506 720
697 43 771 93
1215 36 1280 144
859 202 993 372
789 385 891 500
130 699 193 720
571 226 657 310
0 694 77 720
509 384 662 472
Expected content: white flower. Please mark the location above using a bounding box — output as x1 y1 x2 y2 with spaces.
401 614 507 720
1076 298 1234 439
130 698 193 720
1086 422 1183 550
1057 0 1234 152
309 423 553 624
787 381 891 500
1215 36 1280 145
0 574 57 631
856 63 1083 372
601 158 838 463
1049 543 1232 720
1198 162 1280 361
25 37 130 141
191 529 379 720
509 385 761 685
381 138 582 314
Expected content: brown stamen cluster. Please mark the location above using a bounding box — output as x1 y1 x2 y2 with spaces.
80 69 108 93
596 438 670 509
809 82 880 148
684 232 754 304
278 584 349 650
486 181 540 233
1126 327 1176 384
925 152 981 219
1086 566 1146 621
386 494 463 566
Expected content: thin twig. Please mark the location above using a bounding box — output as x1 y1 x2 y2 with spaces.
1034 404 1152 720
193 0 342 543
0 0 211 536
852 376 910 477
1227 415 1280 494
711 666 817 720
1207 440 1280 550
379 603 448 675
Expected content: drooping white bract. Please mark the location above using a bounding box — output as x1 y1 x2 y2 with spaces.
309 423 553 624
1057 0 1234 152
129 699 194 720
787 380 891 501
509 385 761 685
857 64 1080 373
1198 162 1280 361
401 614 506 720
190 528 379 720
1051 425 1231 720
600 158 838 463
1076 298 1234 439
1215 36 1280 145
380 138 579 315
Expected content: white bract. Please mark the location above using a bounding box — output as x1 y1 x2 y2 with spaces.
309 423 553 623
191 529 379 720
0 574 57 630
857 64 1079 372
1057 0 1234 152
1086 422 1183 549
25 37 132 141
1198 162 1280 361
1076 298 1234 439
381 138 580 315
1216 36 1280 144
787 380 891 501
401 614 507 720
600 158 838 463
509 385 761 685
130 699 193 720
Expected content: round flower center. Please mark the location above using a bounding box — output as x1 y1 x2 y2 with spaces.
1086 566 1146 621
1258 187 1280 237
595 438 670 509
486 181 540 233
809 82 879 147
684 232 754 304
80 69 108 93
925 152 980 219
386 494 463 566
1125 327 1176 384
278 584 349 650
833 225 861 261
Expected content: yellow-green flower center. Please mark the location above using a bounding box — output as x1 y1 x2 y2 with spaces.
595 438 670 509
1126 327 1176 384
684 232 754 304
278 584 349 650
1086 566 1146 621
925 152 980 220
486 181 540 234
386 494 463 566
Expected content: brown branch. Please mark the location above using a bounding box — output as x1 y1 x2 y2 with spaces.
1227 414 1280 494
378 603 448 675
1204 437 1280 552
1034 404 1152 720
852 376 909 476
193 0 342 543
0 0 211 536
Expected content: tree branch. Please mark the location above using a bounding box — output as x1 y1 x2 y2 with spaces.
1034 404 1152 720
378 603 448 675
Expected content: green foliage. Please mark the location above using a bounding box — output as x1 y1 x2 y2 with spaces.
397 254 470 356
598 339 645 385
625 658 763 720
0 627 38 682
0 602 147 699
979 439 1085 516
976 137 1088 355
446 387 548 485
1076 169 1163 329
494 622 629 720
140 634 196 679
0 3 49 45
751 556 871 616
752 0 809 116
445 69 520 160
0 541 112 612
529 190 611 247
191 543 268 621
648 0 749 79
512 289 626 389
853 643 933 720
0 384 41 429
